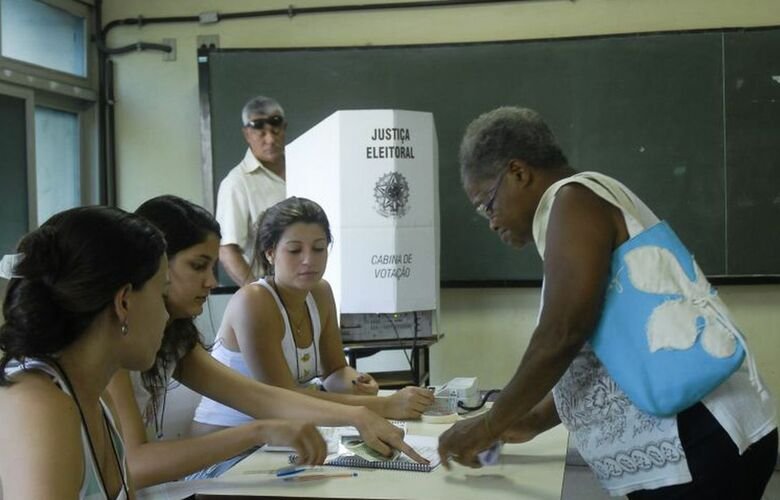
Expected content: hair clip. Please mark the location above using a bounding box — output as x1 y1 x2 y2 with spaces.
0 253 24 280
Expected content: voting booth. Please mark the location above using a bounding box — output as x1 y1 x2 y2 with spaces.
286 110 439 334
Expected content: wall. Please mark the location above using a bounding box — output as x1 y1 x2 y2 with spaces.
103 0 780 417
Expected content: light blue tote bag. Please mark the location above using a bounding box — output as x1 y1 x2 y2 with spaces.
590 220 745 417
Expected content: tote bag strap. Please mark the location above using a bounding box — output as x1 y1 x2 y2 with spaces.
533 172 658 257
563 172 658 237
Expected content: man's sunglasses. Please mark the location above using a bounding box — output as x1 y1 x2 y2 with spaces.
244 115 285 130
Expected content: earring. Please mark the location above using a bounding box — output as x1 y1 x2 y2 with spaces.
121 323 129 336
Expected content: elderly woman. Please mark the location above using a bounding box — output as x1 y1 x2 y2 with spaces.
438 107 777 499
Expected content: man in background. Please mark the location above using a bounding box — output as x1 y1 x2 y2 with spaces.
216 96 287 285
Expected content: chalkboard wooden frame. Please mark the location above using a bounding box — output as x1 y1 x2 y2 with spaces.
198 27 780 287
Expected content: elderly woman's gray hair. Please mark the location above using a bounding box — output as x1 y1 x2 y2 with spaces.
459 106 568 185
241 96 285 126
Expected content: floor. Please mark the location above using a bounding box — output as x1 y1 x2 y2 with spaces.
560 439 780 500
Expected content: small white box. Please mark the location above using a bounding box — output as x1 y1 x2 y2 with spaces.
435 377 480 408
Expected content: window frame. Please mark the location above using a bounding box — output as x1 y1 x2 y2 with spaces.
0 0 95 87
0 0 99 230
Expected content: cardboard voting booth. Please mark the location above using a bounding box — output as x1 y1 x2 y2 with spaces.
286 109 439 315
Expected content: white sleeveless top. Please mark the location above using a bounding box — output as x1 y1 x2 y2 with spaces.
253 278 324 384
193 278 324 427
129 361 179 440
5 359 130 500
532 171 777 496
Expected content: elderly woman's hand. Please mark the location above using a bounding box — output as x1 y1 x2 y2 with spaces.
438 411 500 469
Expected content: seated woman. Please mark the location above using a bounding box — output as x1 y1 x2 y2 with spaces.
106 195 424 489
0 206 168 498
193 196 433 433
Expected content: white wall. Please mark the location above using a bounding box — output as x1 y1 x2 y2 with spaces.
103 0 780 419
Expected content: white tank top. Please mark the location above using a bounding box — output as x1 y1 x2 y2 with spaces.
192 278 324 427
253 278 323 384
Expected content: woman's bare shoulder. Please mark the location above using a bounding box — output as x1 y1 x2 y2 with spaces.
229 281 276 315
310 279 335 302
0 372 83 496
0 371 81 444
225 280 284 336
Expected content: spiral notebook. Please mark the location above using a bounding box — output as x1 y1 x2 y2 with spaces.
289 434 440 472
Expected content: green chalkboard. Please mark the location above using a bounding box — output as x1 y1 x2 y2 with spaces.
724 29 780 275
200 28 780 283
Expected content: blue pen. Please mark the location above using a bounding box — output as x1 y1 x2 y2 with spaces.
276 465 307 477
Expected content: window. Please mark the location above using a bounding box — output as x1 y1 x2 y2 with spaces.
35 106 81 224
0 0 97 257
1 0 87 77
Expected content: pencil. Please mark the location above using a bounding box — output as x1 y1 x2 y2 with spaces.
283 472 358 482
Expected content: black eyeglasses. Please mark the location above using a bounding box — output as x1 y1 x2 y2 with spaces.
475 170 507 219
244 115 285 131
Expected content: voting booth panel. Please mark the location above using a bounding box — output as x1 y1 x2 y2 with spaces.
286 109 439 315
